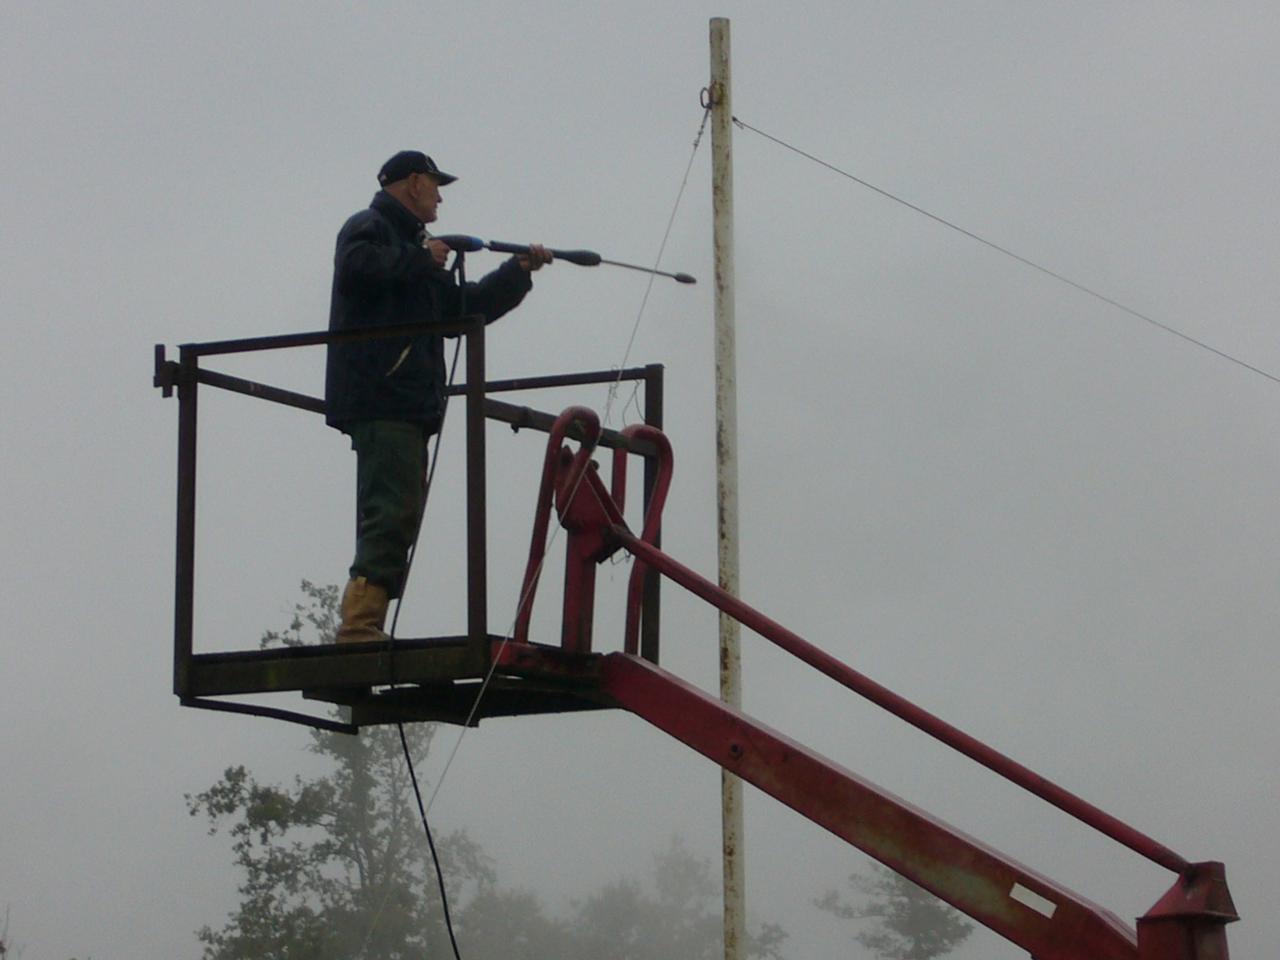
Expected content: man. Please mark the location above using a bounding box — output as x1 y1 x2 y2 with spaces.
325 150 551 643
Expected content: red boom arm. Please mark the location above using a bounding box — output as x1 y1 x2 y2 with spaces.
508 408 1237 960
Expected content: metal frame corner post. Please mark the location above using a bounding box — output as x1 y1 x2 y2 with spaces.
710 16 745 960
641 363 665 663
465 318 489 656
174 346 198 696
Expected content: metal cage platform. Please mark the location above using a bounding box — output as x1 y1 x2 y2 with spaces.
154 317 665 733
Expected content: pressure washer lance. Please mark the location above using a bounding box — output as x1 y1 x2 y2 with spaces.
433 235 696 284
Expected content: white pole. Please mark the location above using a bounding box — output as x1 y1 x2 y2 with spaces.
710 17 745 960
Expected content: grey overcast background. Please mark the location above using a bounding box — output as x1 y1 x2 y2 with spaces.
3 3 1277 958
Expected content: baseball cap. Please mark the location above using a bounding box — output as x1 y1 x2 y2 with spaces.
377 150 458 187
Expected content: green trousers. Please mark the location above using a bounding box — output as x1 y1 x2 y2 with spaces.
346 420 430 599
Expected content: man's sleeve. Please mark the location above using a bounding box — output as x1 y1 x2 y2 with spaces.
438 257 533 326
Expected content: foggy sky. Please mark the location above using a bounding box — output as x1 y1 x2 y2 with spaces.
2 3 1277 958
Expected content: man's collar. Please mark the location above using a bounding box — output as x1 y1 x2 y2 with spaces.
371 189 423 240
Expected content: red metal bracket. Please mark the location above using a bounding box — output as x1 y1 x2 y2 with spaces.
1137 862 1237 960
515 411 674 655
515 406 629 651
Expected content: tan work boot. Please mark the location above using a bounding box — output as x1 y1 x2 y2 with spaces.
335 576 390 644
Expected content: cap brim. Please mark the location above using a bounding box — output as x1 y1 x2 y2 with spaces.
434 171 458 186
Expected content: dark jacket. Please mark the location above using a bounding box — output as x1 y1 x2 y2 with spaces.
324 190 532 430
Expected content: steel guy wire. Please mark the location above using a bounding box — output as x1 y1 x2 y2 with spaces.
605 105 711 428
425 107 711 814
731 115 1280 388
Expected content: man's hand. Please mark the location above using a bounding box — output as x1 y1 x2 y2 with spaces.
517 243 553 272
423 237 450 269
